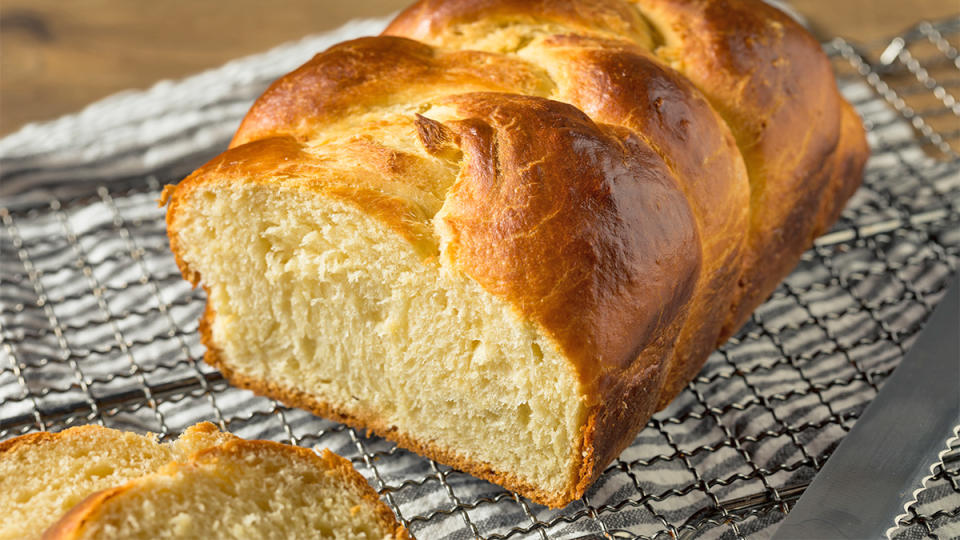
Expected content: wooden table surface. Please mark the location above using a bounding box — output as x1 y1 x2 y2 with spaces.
1 0 956 136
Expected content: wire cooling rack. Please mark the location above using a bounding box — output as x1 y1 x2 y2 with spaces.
2 16 959 540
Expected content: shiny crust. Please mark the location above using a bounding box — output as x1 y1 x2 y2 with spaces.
42 439 408 540
434 94 699 392
628 0 854 333
232 36 554 147
386 0 867 334
165 0 867 508
519 33 751 407
386 0 659 48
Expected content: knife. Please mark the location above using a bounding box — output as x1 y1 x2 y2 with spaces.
774 275 960 539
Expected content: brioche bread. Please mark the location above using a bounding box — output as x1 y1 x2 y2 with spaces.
0 423 233 540
164 0 868 507
0 424 406 540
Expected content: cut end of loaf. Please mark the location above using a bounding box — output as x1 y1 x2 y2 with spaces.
168 178 590 507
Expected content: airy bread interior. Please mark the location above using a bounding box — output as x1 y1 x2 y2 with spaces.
174 182 586 499
53 444 396 540
0 423 232 540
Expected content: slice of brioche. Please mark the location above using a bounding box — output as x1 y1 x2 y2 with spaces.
0 423 234 540
42 442 407 540
0 424 407 540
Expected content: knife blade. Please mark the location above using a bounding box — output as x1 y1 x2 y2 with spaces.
774 275 960 539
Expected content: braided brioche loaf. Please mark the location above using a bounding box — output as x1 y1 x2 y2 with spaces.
165 0 867 507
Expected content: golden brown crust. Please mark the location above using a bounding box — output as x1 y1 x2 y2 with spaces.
42 436 408 540
165 0 867 510
386 0 659 49
231 36 554 148
812 100 869 236
519 33 751 408
629 0 855 333
385 0 868 344
434 93 699 395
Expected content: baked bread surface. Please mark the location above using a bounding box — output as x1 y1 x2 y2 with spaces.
165 0 868 507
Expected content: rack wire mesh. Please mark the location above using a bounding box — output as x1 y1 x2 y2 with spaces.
1 16 959 540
